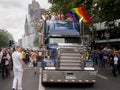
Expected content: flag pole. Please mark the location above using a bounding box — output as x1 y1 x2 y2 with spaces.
79 17 83 45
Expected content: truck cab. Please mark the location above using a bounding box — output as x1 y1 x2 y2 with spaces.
41 20 97 86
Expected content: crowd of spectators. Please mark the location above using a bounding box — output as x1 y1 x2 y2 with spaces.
0 46 43 79
88 47 120 77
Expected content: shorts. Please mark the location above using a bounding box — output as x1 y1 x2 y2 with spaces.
33 61 38 67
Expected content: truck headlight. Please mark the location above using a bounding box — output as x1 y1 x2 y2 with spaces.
84 67 95 70
45 67 56 69
45 62 56 69
46 62 54 67
84 60 95 70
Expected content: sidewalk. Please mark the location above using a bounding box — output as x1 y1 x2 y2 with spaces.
0 65 39 90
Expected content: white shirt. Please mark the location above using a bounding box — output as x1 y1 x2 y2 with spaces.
12 51 23 69
51 15 56 20
114 57 118 65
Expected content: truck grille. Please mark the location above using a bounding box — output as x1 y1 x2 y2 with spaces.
58 48 84 70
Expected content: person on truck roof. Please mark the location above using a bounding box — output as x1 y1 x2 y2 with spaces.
66 16 74 22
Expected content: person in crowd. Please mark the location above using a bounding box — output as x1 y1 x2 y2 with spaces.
94 50 98 65
5 49 12 77
21 49 25 61
112 51 119 77
24 49 30 64
99 50 103 67
117 53 120 73
12 46 25 90
60 13 65 20
56 13 61 20
0 47 11 79
30 51 38 74
109 50 114 66
38 45 43 62
97 49 102 67
41 11 48 20
9 49 15 71
102 50 108 67
39 18 44 29
66 15 74 22
51 12 56 20
42 50 51 69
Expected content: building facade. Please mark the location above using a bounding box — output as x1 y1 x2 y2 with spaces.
18 39 22 47
94 19 120 49
22 0 45 49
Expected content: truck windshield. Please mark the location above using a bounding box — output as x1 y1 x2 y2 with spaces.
49 38 65 44
49 37 80 44
55 21 73 29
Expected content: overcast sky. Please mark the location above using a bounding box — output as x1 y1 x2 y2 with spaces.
0 0 51 41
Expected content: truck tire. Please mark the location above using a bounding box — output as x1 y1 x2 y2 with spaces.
86 82 94 87
41 82 46 86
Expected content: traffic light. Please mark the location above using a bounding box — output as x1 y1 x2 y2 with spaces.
9 40 14 47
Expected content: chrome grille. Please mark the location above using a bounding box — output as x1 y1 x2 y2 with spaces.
58 47 86 70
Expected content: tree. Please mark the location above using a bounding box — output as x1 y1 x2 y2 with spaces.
0 29 14 47
92 0 120 28
49 0 120 24
49 0 85 14
48 0 120 38
33 37 39 47
48 0 94 36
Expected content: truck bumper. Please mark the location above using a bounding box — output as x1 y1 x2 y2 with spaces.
41 70 98 84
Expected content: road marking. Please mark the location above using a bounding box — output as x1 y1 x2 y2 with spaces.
97 74 108 79
39 68 45 90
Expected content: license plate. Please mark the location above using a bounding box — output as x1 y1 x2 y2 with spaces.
65 75 76 80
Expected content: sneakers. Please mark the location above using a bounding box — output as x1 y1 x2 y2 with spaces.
12 88 15 90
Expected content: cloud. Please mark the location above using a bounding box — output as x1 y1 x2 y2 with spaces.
38 0 51 9
0 2 26 41
0 0 51 41
0 0 24 9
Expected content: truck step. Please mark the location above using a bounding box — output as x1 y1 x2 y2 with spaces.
59 66 82 70
60 59 81 63
60 62 81 66
60 53 80 56
60 56 81 59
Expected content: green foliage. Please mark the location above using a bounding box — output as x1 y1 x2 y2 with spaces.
93 0 120 27
49 0 120 25
48 0 120 39
0 29 14 47
48 0 95 36
33 37 39 47
49 0 85 14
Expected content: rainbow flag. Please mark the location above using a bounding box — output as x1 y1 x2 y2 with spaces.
66 11 79 22
67 7 91 23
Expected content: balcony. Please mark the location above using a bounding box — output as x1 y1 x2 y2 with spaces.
95 26 120 41
94 27 120 49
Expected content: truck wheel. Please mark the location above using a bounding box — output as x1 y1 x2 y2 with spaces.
87 83 94 87
41 82 46 86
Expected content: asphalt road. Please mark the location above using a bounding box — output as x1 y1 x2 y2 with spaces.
0 66 39 90
1 66 120 90
40 67 120 90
